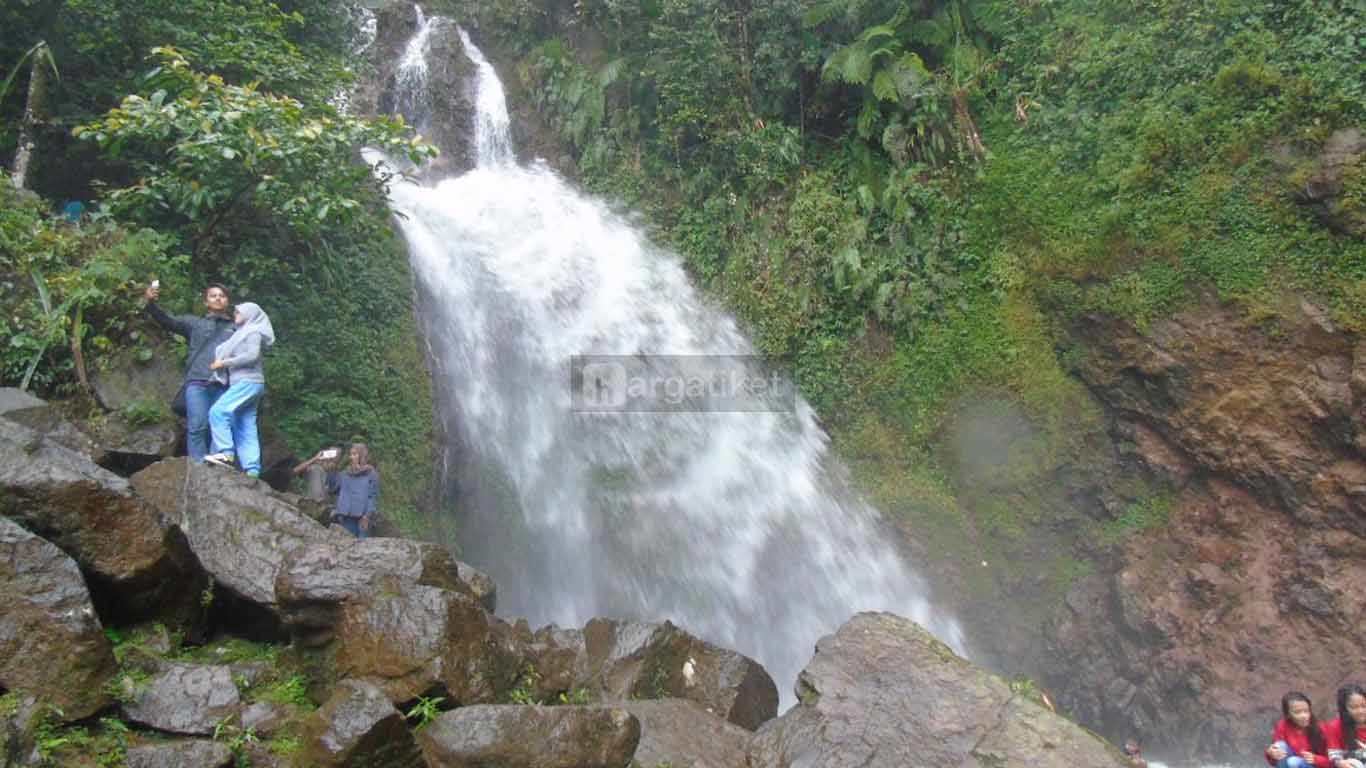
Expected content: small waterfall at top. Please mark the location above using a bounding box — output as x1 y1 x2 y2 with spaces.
373 15 965 706
392 6 438 136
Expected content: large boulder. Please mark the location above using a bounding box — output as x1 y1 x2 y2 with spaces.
514 618 778 731
125 740 234 768
88 344 181 416
303 679 423 768
131 459 329 610
121 661 242 736
748 612 1130 768
416 705 640 768
0 419 197 620
619 698 751 768
0 516 116 720
1 387 175 476
333 584 518 704
275 537 490 645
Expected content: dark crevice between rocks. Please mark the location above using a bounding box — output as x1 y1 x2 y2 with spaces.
204 584 287 645
94 450 167 479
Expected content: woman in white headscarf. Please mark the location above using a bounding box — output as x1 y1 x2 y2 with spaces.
203 302 275 477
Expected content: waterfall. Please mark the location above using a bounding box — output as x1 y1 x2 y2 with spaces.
392 6 437 135
375 17 965 706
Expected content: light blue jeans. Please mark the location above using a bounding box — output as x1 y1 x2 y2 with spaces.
1274 741 1311 768
208 381 265 474
184 382 226 462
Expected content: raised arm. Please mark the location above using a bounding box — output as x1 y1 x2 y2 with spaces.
143 298 193 338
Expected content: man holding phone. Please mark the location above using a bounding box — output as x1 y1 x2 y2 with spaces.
144 281 236 462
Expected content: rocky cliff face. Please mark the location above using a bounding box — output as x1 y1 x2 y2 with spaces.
1041 297 1365 760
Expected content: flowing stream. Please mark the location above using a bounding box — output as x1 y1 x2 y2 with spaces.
372 10 965 706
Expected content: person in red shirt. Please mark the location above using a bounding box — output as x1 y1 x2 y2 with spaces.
1325 684 1366 768
1267 691 1332 768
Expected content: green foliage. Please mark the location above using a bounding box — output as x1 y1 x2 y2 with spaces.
258 674 311 707
76 48 433 260
120 397 165 427
0 692 20 718
507 664 541 705
214 720 260 768
0 178 180 394
404 695 445 729
0 40 59 107
1100 494 1174 545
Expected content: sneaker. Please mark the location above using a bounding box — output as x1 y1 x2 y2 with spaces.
245 470 259 478
204 453 236 468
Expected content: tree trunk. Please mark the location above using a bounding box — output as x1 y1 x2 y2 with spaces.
10 43 51 190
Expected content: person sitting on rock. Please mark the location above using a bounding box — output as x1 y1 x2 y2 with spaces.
301 442 379 539
203 302 274 477
1325 684 1366 768
1267 691 1333 768
143 281 235 463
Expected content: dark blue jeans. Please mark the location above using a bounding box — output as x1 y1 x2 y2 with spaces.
184 382 226 463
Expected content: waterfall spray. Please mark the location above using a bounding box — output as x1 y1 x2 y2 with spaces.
377 16 965 706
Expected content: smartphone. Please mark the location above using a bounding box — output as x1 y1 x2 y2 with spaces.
150 279 160 290
321 448 340 459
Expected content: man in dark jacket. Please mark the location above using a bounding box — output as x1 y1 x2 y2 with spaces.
143 282 236 462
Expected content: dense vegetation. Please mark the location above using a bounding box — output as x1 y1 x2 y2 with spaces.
462 0 1365 604
1 0 442 534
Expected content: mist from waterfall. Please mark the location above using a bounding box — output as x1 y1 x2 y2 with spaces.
373 16 966 706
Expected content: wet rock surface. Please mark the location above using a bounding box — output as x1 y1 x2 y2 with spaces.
416 704 640 768
0 419 194 619
276 537 485 644
131 458 328 610
619 698 750 768
514 618 778 731
334 584 515 704
125 740 234 768
122 661 242 736
1047 298 1366 759
304 679 423 768
748 612 1128 768
0 516 116 720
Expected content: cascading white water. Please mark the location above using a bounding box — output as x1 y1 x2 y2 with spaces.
455 27 513 166
374 17 966 705
392 6 437 134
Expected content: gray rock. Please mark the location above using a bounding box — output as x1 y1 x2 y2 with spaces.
0 388 46 418
514 618 777 731
334 584 517 704
747 612 1130 768
455 560 497 613
125 740 234 768
416 705 640 768
122 661 241 735
131 458 328 609
304 679 422 767
239 701 292 738
620 698 750 768
0 517 116 720
366 5 476 174
0 419 195 620
276 537 490 644
88 344 182 414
